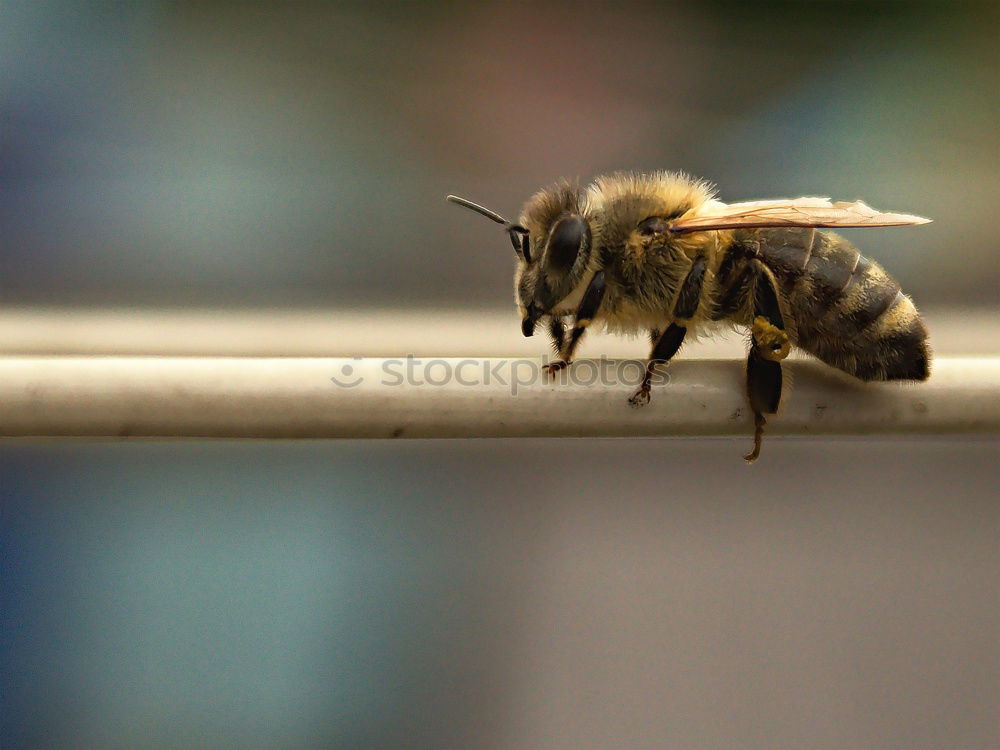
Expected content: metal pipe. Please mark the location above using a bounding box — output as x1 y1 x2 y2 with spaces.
0 357 995 439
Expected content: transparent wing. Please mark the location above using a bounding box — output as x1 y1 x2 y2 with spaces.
671 197 931 233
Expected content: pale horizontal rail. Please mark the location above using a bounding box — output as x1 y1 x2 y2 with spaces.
0 357 996 439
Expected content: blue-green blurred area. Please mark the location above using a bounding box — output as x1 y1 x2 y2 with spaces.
2 440 998 748
0 0 996 307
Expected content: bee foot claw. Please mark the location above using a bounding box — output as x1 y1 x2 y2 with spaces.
543 361 569 381
628 388 651 407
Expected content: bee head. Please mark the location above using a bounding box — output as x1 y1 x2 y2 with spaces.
448 183 594 337
514 182 594 336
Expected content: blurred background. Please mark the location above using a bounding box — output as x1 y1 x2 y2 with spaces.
1 0 997 308
1 1 997 748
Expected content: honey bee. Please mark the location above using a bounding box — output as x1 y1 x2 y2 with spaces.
448 172 931 461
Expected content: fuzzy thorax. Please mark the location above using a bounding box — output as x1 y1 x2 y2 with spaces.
514 171 737 335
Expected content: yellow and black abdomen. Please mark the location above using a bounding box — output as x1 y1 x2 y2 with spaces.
753 227 929 381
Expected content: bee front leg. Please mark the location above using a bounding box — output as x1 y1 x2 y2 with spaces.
744 264 789 462
629 257 705 406
543 271 606 381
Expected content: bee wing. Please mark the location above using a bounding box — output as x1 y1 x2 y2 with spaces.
671 197 932 233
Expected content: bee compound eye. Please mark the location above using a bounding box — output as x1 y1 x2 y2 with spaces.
546 215 588 275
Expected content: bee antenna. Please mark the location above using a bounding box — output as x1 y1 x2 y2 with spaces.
446 195 510 226
448 194 529 255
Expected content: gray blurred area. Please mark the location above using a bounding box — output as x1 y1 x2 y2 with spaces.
2 440 997 749
0 0 996 308
1 2 998 749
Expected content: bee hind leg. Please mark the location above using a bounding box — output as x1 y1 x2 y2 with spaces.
745 412 767 463
745 350 781 462
743 264 789 462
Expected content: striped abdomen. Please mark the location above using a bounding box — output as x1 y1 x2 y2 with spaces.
752 227 929 381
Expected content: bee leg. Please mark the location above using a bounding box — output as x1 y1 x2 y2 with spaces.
629 257 705 405
745 351 780 461
548 317 566 354
629 324 686 406
544 271 606 381
744 264 789 462
745 412 767 463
